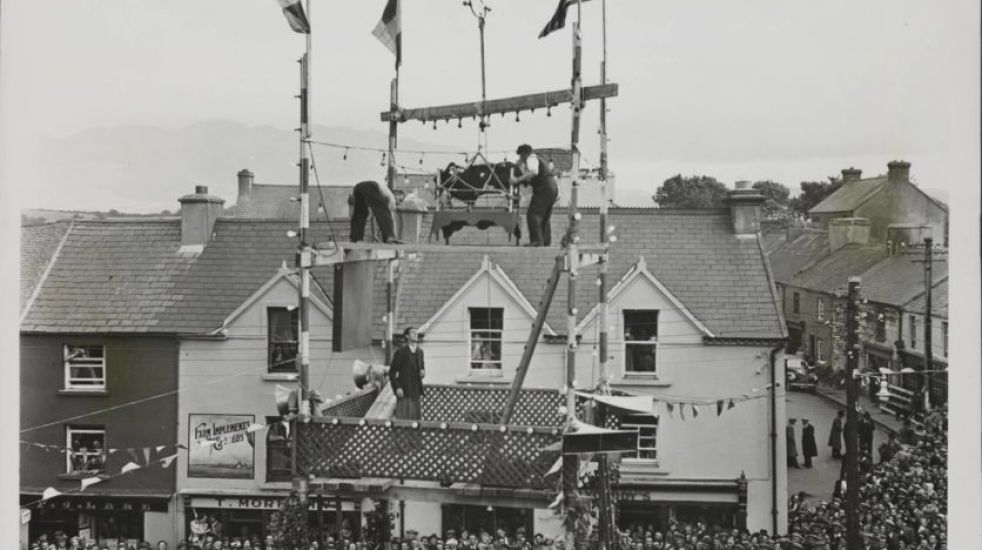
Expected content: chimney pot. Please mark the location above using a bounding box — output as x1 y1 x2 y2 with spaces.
841 167 862 184
887 160 911 185
195 185 209 195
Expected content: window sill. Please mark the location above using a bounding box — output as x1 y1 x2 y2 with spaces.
59 389 109 396
618 460 669 476
455 375 511 385
612 376 672 388
59 473 109 481
262 373 299 382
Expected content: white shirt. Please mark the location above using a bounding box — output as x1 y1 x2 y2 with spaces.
377 181 397 209
523 154 540 175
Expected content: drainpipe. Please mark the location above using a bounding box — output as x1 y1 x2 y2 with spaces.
769 343 784 535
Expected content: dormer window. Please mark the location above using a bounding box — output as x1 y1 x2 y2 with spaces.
624 310 659 374
268 307 299 372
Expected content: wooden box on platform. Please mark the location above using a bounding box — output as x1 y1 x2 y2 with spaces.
332 261 376 352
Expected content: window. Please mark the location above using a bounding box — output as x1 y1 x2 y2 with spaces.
64 345 106 390
268 307 299 372
624 310 659 373
66 426 106 475
265 417 292 482
621 414 658 461
817 298 825 321
816 338 825 362
792 292 800 314
469 308 503 372
910 315 919 348
875 311 887 343
942 321 948 357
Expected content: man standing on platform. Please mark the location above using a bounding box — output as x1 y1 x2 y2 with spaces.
349 180 402 244
510 144 558 247
389 327 425 419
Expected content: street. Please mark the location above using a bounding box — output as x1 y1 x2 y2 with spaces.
784 390 885 504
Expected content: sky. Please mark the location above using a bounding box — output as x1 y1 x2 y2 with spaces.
0 0 979 211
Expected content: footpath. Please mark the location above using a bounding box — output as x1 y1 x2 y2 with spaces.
813 385 903 435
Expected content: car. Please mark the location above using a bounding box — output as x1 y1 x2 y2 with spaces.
785 356 818 392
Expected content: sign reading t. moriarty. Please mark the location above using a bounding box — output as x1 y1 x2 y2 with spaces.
188 414 255 479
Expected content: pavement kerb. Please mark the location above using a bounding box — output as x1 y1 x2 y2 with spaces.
812 388 899 435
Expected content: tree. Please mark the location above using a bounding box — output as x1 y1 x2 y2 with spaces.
789 177 843 217
267 492 312 550
362 499 395 549
653 175 728 209
752 180 791 219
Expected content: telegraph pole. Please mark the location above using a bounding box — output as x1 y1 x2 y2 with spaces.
922 237 934 411
844 277 861 549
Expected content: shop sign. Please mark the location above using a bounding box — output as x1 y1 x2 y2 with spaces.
190 497 356 511
34 499 167 512
188 414 255 479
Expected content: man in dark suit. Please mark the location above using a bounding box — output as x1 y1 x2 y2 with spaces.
389 327 425 419
801 418 818 468
828 410 844 459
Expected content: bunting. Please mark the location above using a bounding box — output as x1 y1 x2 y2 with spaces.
121 462 141 474
161 454 179 469
41 488 61 501
80 477 102 491
691 404 700 418
716 400 724 416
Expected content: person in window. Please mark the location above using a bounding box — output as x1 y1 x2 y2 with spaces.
389 327 425 420
510 144 558 247
349 180 402 244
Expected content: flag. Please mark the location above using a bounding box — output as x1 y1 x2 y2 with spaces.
728 399 736 410
42 487 62 501
161 454 179 469
275 0 310 34
372 0 401 67
716 400 724 416
80 477 102 491
691 404 700 418
548 490 564 509
121 462 141 474
539 0 591 39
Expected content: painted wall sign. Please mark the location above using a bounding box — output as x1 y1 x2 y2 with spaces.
33 499 167 512
188 414 255 479
189 497 357 511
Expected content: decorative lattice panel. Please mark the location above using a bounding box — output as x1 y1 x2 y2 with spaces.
320 387 379 418
422 385 584 426
298 419 561 489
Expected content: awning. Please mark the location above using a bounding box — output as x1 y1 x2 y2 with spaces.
574 392 657 416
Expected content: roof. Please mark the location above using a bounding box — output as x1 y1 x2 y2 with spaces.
392 208 785 340
20 221 72 312
765 229 831 283
21 218 345 333
809 177 887 214
786 244 889 295
232 183 352 221
905 279 948 319
858 254 948 308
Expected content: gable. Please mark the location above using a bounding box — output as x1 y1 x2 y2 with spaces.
221 273 332 338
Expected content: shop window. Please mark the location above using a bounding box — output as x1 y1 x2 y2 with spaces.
266 417 292 482
621 414 658 461
942 321 948 357
909 315 917 349
469 308 503 373
268 307 299 372
64 345 106 390
624 310 658 374
792 292 800 314
66 426 106 475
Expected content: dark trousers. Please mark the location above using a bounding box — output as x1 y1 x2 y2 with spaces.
350 181 396 242
803 454 813 468
394 397 421 420
526 179 558 246
787 455 799 468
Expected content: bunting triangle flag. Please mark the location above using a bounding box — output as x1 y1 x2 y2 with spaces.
161 454 179 469
176 444 188 450
142 448 151 465
128 450 141 464
121 462 141 474
665 402 674 418
156 445 165 453
80 477 102 491
247 423 265 433
679 404 686 421
108 448 119 455
716 400 724 416
691 404 700 418
728 399 736 410
42 487 62 501
545 457 562 477
548 490 564 510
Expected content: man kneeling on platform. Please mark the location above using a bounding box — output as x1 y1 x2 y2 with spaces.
510 144 559 247
349 180 402 243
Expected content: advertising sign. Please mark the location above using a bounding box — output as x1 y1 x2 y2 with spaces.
188 414 255 479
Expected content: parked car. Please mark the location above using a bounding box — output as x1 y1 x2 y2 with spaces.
785 356 818 392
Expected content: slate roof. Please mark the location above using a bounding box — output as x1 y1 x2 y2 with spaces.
20 221 72 311
810 177 887 214
858 255 948 308
21 218 345 333
785 244 889 295
392 208 785 340
905 279 948 319
232 183 352 221
765 229 831 284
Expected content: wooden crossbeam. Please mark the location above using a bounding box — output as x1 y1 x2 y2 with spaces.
380 83 618 123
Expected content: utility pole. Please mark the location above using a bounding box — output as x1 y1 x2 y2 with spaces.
922 237 934 411
844 277 861 549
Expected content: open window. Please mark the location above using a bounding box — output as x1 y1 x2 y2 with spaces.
66 426 106 475
624 310 658 374
469 307 503 373
268 307 299 373
64 345 106 390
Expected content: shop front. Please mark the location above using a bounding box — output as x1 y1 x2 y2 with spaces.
21 493 170 547
613 478 746 533
183 494 361 542
440 504 533 539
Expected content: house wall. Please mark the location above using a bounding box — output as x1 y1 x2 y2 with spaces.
779 286 838 368
901 310 948 362
176 278 366 540
854 183 948 245
420 268 787 533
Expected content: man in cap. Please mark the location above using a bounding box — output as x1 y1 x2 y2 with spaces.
510 144 558 247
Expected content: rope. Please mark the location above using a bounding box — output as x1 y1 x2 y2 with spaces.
306 139 511 157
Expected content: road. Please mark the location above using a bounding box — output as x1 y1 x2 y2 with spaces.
784 390 885 504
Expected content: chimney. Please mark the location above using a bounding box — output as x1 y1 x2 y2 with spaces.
237 169 254 204
841 167 862 184
179 185 225 250
725 181 766 237
828 217 870 252
887 160 910 185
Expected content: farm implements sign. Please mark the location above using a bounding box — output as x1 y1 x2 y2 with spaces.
188 414 255 479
